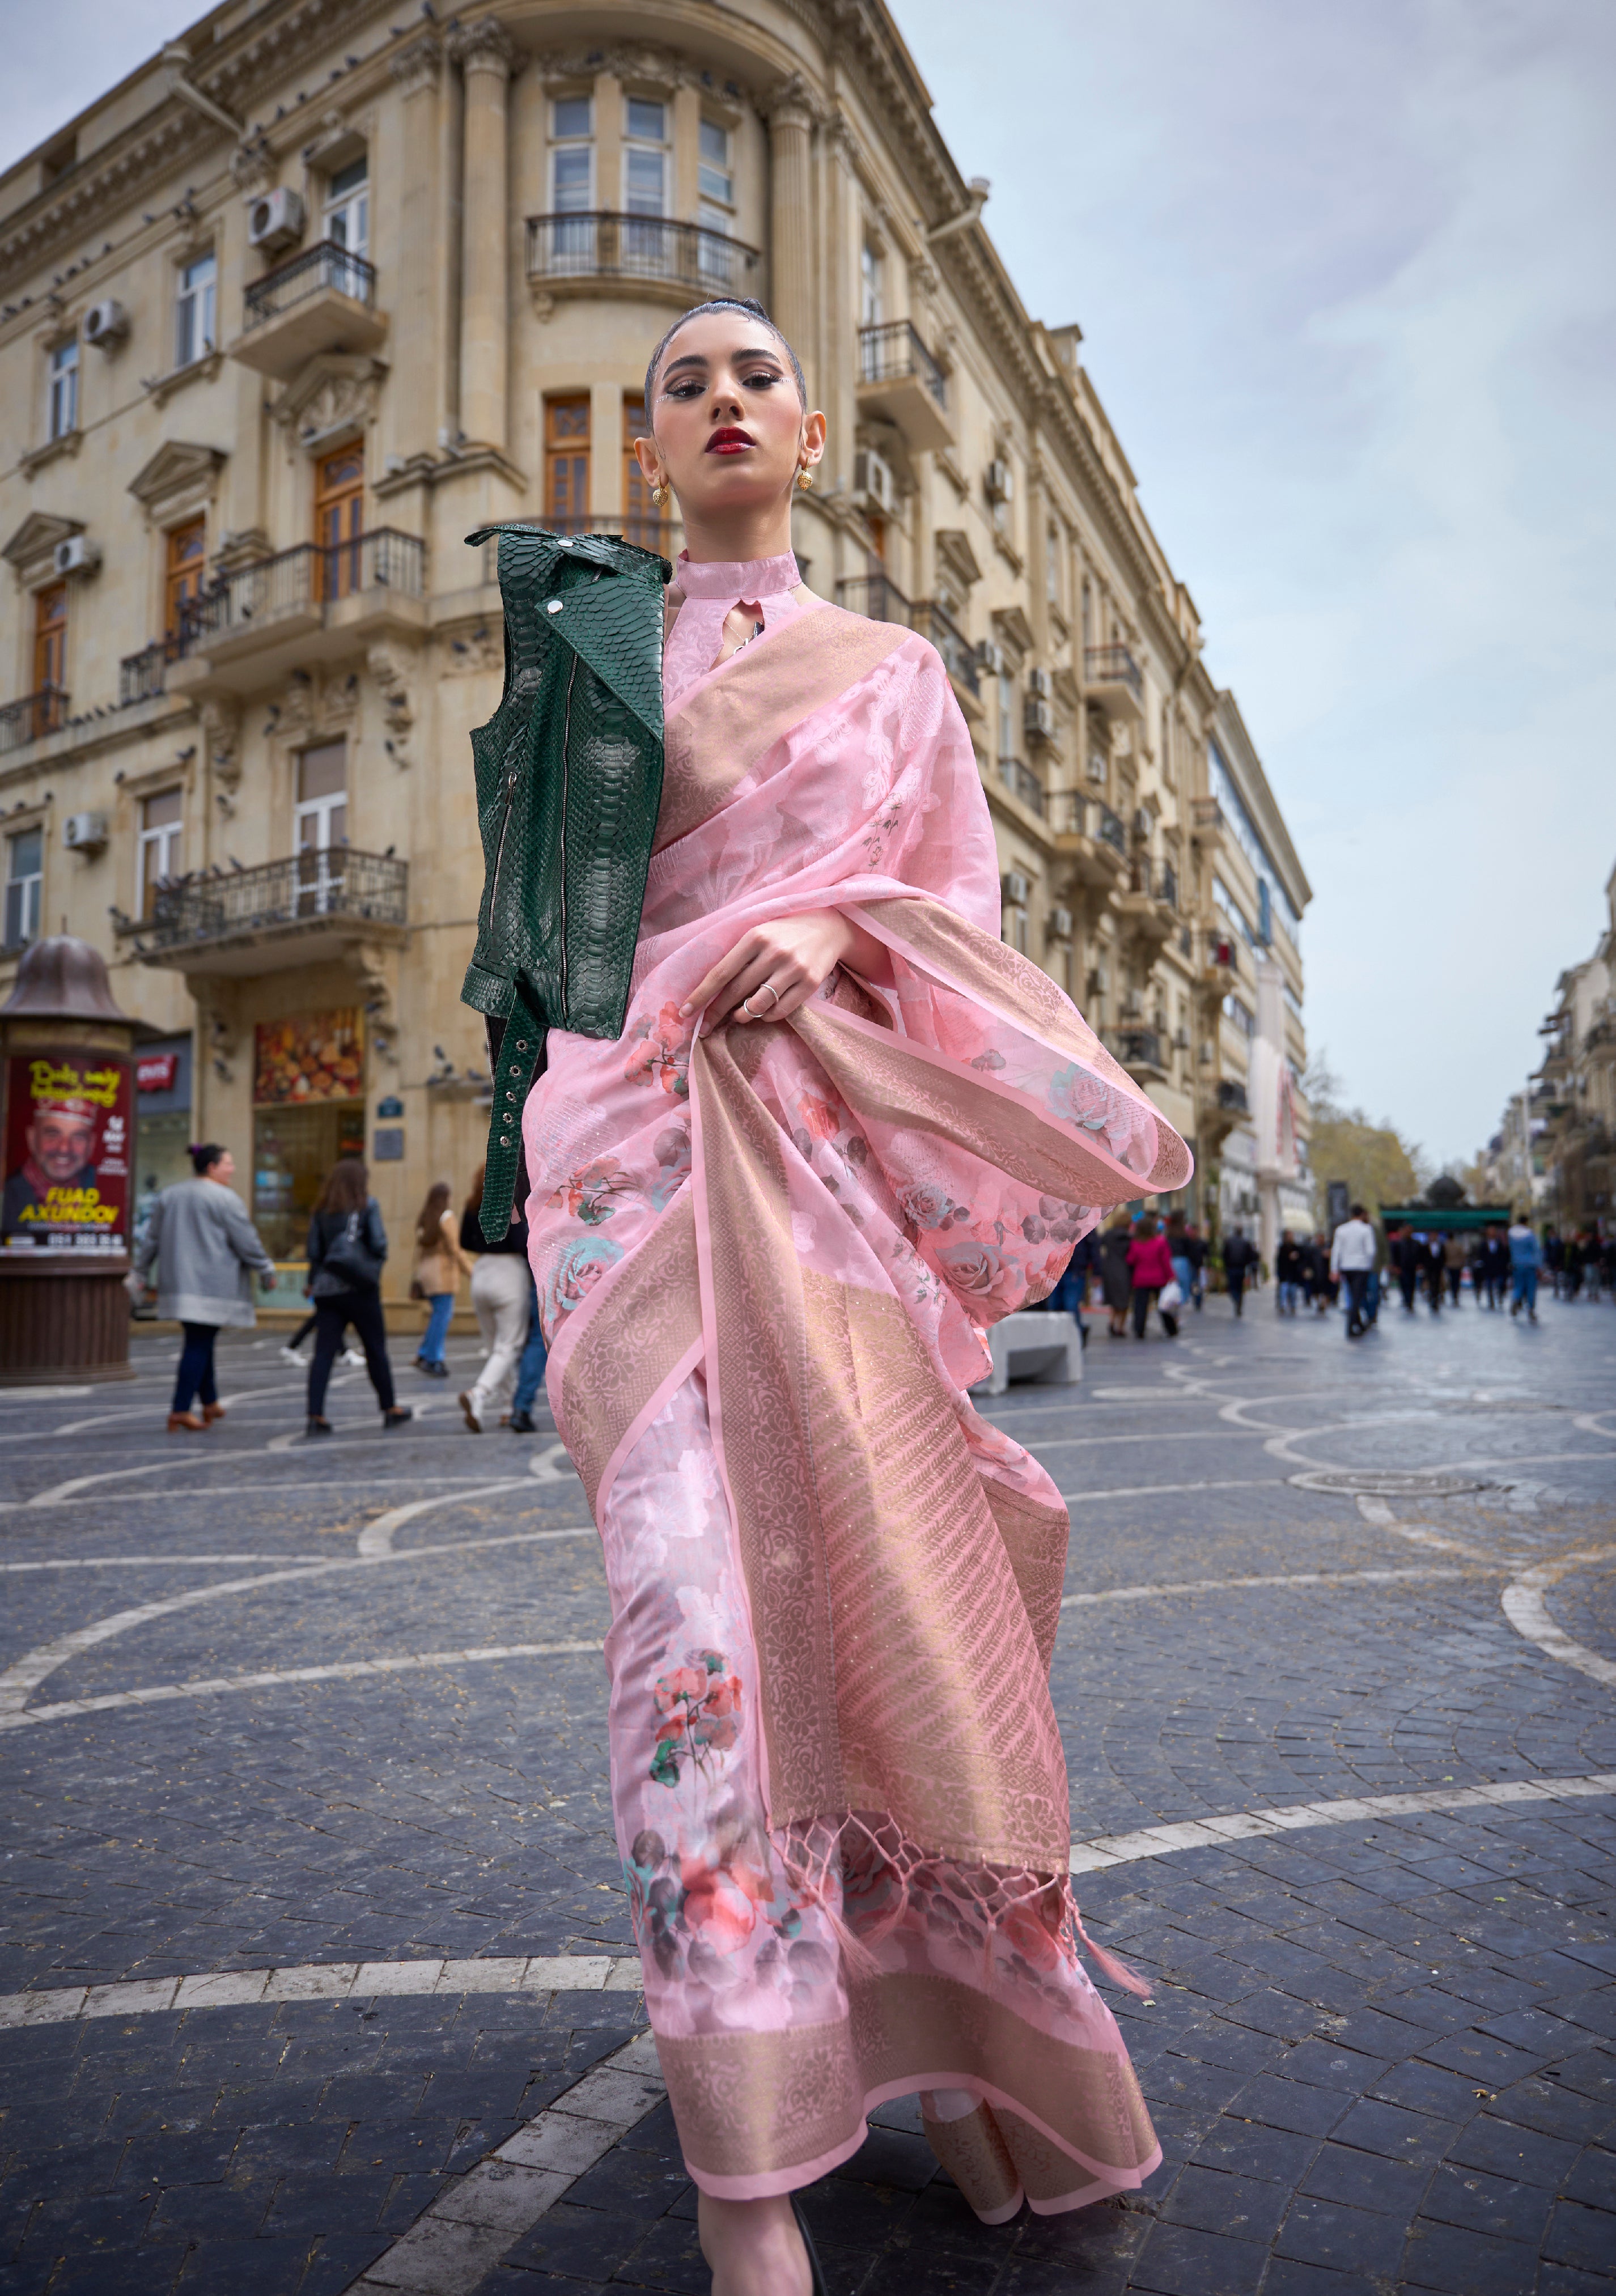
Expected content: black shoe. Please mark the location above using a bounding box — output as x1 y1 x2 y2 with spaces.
789 2194 828 2296
507 1410 537 1433
383 1405 413 1430
306 1416 333 1437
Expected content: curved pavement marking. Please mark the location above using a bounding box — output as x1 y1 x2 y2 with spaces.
18 1635 607 1726
1351 1492 1509 1563
1574 1410 1616 1437
0 1386 91 1403
528 1441 577 1482
0 1376 358 1448
1063 1478 1286 1503
357 1479 530 1558
1059 1563 1494 1612
0 1555 330 1572
8 1772 1616 2032
1502 1546 1616 1689
0 1523 595 1726
1068 1769 1616 1871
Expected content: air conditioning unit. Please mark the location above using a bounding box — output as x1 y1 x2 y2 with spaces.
975 639 1004 678
984 457 1013 503
1121 989 1144 1020
1001 868 1030 910
247 185 305 255
1086 752 1107 783
1173 1025 1190 1050
63 811 108 854
1047 905 1073 941
852 448 896 514
53 534 100 577
1027 666 1051 698
83 299 129 350
1132 807 1152 838
1023 695 1054 739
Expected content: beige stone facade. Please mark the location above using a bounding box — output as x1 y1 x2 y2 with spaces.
0 0 1309 1288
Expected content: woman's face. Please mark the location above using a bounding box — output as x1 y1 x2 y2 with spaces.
636 313 824 523
207 1151 235 1185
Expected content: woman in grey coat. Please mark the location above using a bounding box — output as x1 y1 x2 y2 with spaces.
131 1141 275 1431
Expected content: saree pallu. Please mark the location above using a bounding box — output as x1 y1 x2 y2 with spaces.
525 597 1191 2206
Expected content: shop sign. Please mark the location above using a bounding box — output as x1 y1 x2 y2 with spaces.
137 1053 180 1093
1 1049 132 1252
376 1094 404 1119
254 1010 363 1106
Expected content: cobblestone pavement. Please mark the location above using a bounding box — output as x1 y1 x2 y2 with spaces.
1 1285 1613 2295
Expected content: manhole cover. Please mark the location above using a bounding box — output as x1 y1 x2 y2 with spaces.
1289 1468 1495 1497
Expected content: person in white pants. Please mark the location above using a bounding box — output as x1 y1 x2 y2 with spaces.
456 1169 533 1432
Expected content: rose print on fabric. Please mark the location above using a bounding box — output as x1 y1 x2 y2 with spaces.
552 1155 633 1226
624 1001 694 1097
543 1234 624 1329
896 1180 971 1232
650 1648 743 1788
935 1236 1018 1313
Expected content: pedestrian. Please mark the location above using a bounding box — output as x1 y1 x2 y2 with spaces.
1275 1228 1305 1315
1544 1226 1564 1297
304 1157 413 1436
493 298 1178 2277
457 1165 532 1433
1329 1202 1377 1339
129 1141 275 1431
1165 1210 1193 1309
410 1179 473 1378
1507 1213 1542 1322
1388 1224 1416 1313
1099 1213 1134 1336
1182 1219 1207 1309
1564 1232 1586 1302
280 1298 364 1369
506 1276 549 1433
1476 1223 1509 1310
1126 1213 1179 1339
1222 1223 1257 1315
1443 1231 1466 1306
1423 1233 1445 1313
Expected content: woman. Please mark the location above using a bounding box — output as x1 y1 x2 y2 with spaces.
1165 1209 1193 1310
457 1166 531 1433
1098 1213 1135 1338
304 1157 411 1436
1126 1214 1178 1339
516 299 1190 2294
412 1179 472 1377
131 1141 274 1431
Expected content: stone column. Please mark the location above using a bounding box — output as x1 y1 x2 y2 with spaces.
450 19 519 454
387 36 443 459
767 77 817 391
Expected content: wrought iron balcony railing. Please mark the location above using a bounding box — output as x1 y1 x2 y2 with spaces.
177 529 424 655
1118 1028 1164 1073
1084 643 1144 705
141 848 408 952
244 239 378 330
833 579 981 698
835 572 911 626
1096 802 1127 855
526 211 761 295
0 687 68 753
1127 859 1179 907
996 757 1046 817
120 642 172 707
1216 1077 1250 1114
858 319 947 409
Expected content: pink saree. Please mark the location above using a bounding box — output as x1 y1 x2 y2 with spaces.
523 553 1191 2211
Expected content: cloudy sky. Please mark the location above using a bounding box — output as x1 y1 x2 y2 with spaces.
5 3 1613 1165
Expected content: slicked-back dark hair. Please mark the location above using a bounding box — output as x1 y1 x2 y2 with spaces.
642 298 806 423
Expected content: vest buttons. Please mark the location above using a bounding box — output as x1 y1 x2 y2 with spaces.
548 600 563 614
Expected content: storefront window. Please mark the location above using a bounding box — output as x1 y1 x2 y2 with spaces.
252 1009 364 1259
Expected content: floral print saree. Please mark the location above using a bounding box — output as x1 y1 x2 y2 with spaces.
522 555 1190 2209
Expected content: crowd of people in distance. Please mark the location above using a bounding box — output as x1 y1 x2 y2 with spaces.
130 1144 549 1436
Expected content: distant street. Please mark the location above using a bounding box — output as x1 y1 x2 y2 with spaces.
1 1292 1613 2294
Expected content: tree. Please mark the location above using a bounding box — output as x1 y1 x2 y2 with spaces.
1304 1056 1424 1224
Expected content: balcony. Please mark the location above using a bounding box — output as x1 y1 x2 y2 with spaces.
1191 796 1224 843
1084 643 1144 724
856 320 952 452
833 578 980 701
137 848 408 979
996 757 1046 818
1216 1077 1250 1115
169 529 426 696
1118 1028 1167 1081
231 241 387 380
1049 792 1128 888
0 687 67 755
526 211 761 305
120 642 172 707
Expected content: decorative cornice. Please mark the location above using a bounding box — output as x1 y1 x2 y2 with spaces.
533 40 711 95
447 17 522 79
388 33 442 95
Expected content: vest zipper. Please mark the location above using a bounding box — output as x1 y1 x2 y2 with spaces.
557 646 580 1019
487 762 519 926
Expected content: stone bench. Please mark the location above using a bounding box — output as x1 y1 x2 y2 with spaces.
972 1309 1084 1397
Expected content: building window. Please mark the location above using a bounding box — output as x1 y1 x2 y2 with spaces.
545 394 590 532
294 740 347 911
34 583 67 697
323 154 368 260
139 788 183 917
622 394 666 550
551 95 593 212
314 445 364 599
164 518 206 640
175 252 216 369
698 118 732 212
5 827 43 950
624 97 667 216
1045 522 1061 606
1222 994 1254 1038
998 669 1016 761
860 241 884 327
48 337 78 440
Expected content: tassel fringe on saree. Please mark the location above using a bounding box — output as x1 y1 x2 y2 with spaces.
523 568 1190 2208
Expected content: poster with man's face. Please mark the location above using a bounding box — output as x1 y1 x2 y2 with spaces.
1 1050 132 1250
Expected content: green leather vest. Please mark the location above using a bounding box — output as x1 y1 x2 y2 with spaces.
461 524 669 1238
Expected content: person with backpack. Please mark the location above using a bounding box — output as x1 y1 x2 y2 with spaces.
304 1157 412 1436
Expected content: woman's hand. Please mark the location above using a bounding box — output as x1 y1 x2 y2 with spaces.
680 909 888 1028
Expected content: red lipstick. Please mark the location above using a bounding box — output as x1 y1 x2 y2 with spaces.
706 426 754 455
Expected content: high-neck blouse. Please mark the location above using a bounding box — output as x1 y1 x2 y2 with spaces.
663 549 812 712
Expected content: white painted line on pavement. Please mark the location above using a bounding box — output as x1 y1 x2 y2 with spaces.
357 1480 531 1558
1060 1563 1492 1610
1501 1547 1616 1690
0 1555 332 1571
1068 1770 1616 1872
1064 1478 1286 1503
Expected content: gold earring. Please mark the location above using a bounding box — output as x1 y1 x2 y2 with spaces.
650 482 668 507
796 465 814 491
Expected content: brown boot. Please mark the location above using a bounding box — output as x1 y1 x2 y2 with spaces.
201 1402 227 1425
167 1410 206 1432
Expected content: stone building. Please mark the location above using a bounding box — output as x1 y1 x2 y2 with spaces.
1531 863 1614 1231
0 0 1309 1289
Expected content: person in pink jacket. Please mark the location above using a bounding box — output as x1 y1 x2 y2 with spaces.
1126 1215 1180 1339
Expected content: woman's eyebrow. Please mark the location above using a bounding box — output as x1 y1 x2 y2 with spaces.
661 353 710 380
